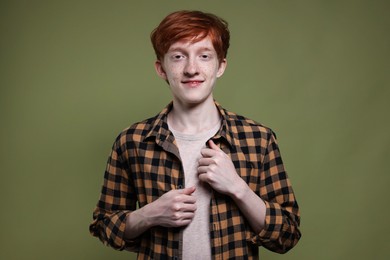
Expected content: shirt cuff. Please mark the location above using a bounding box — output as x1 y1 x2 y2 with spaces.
250 200 283 245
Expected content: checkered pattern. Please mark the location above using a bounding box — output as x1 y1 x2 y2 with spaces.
89 101 301 259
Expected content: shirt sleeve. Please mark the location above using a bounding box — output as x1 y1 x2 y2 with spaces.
251 131 301 253
89 136 140 251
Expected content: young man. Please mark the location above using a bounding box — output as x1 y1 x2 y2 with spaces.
90 10 301 259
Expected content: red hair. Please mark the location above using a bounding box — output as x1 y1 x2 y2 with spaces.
151 10 230 63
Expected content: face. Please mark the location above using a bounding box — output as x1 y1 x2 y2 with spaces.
155 36 227 106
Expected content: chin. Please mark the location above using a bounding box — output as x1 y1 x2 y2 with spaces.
173 92 213 106
185 97 211 106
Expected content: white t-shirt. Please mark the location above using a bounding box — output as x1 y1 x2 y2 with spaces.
169 121 221 260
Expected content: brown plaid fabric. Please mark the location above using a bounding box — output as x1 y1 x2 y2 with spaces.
89 101 301 259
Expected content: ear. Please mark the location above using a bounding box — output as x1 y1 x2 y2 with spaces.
216 58 227 78
154 60 167 80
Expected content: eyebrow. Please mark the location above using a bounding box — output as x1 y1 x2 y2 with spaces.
168 47 214 53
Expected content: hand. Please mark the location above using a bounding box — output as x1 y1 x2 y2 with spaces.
198 140 244 196
146 186 197 228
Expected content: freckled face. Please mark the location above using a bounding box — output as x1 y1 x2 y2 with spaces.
155 36 227 106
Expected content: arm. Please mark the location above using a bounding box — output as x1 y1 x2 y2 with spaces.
198 137 301 253
255 132 301 253
89 138 137 251
198 140 266 233
90 135 197 249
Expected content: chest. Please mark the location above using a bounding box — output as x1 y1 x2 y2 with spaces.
131 140 262 206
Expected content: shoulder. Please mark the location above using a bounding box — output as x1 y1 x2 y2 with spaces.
114 114 159 148
223 108 275 140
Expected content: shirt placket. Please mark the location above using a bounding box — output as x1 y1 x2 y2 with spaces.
156 132 185 259
210 192 223 259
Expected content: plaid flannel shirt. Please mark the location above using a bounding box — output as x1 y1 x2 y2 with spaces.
90 101 301 259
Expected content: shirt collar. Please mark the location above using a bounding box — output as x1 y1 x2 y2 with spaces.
144 101 235 148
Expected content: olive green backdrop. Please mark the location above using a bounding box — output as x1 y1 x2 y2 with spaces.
1 0 389 259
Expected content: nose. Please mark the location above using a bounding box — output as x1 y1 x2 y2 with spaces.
183 58 199 77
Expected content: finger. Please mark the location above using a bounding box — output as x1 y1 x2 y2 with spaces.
180 212 196 219
174 218 192 227
178 186 196 195
198 172 210 183
182 196 197 204
173 201 197 212
198 157 215 166
181 203 197 212
173 212 196 226
201 148 216 158
197 165 208 174
208 140 221 151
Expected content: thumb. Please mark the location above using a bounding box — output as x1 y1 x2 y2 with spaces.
208 140 221 151
179 186 196 195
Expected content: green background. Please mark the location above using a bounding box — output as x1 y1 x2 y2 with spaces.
1 0 389 259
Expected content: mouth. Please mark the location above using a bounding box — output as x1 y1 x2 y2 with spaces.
181 80 204 88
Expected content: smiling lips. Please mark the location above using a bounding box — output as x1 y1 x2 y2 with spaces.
182 80 204 87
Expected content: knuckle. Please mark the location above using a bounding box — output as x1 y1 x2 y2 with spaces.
171 203 180 211
172 212 180 220
172 195 181 203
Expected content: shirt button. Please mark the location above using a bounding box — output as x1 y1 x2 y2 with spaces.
177 185 183 189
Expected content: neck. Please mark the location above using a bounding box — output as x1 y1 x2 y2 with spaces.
168 98 220 135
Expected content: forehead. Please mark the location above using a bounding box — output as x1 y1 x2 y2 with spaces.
167 36 216 53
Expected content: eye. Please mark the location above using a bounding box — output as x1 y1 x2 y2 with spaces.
200 54 212 60
172 54 185 60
